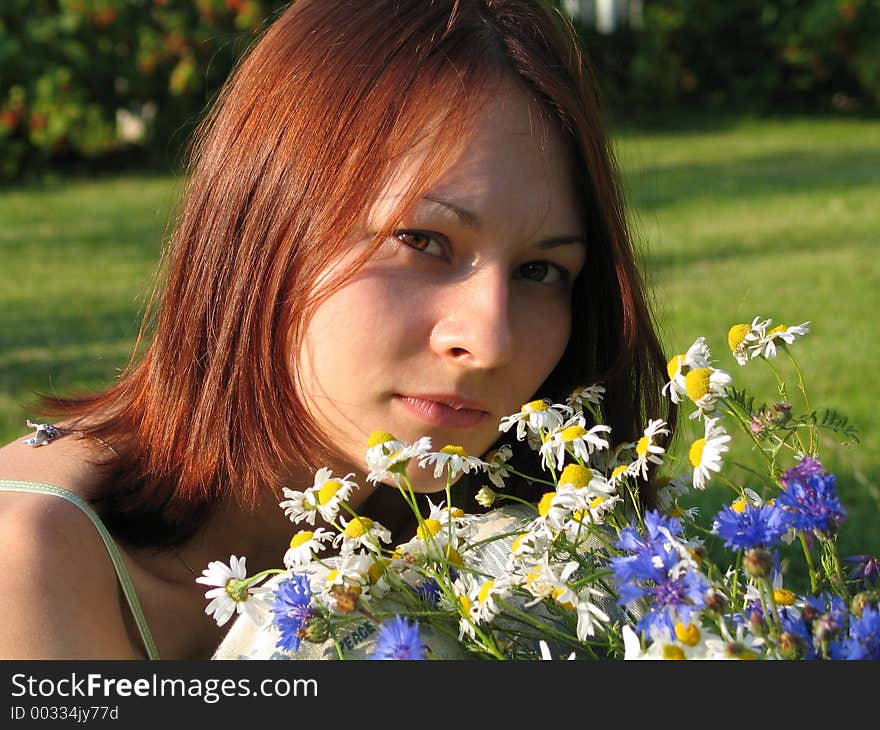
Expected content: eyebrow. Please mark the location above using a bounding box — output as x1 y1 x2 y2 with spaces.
420 194 587 249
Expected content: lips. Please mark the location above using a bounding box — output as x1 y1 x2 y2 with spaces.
394 393 490 429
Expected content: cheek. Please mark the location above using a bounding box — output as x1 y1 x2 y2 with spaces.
511 294 572 386
296 275 418 397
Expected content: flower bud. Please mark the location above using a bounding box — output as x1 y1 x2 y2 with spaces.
743 548 773 579
749 609 765 637
300 616 330 644
777 631 805 660
813 614 840 643
850 590 879 618
703 589 728 615
329 584 361 614
476 485 496 508
770 402 792 425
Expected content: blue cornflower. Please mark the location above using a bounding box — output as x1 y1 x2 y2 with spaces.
415 578 443 606
829 605 880 660
780 456 825 489
712 502 791 551
270 574 313 653
845 554 880 589
778 609 819 660
610 510 709 638
777 470 846 535
369 615 426 660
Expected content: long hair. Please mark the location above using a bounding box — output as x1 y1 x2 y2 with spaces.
37 0 674 547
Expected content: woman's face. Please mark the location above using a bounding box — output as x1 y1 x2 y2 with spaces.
295 82 586 493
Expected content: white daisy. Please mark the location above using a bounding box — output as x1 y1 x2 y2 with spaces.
469 576 513 624
195 555 269 627
662 336 712 403
320 551 376 609
418 444 489 481
538 640 576 660
623 621 725 660
283 528 334 569
683 365 733 419
751 321 810 360
727 316 770 366
575 588 611 640
538 414 611 472
365 433 433 486
655 474 692 512
689 416 731 490
484 444 513 489
629 418 671 480
565 383 606 412
332 514 392 554
498 399 571 442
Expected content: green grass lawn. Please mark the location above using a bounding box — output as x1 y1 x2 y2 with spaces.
1 116 878 571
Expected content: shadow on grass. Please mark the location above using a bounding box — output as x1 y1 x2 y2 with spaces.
625 149 880 213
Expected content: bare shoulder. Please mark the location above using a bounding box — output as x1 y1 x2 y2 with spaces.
0 429 141 659
0 423 111 498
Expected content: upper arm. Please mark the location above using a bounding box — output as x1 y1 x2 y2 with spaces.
0 492 143 659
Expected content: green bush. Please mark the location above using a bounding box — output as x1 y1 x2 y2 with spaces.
0 0 290 181
572 0 880 120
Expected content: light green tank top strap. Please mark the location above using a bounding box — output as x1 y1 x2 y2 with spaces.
0 479 160 660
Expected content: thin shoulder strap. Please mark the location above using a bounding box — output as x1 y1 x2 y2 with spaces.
0 480 160 660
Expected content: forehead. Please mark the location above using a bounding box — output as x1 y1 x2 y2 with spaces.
368 80 580 233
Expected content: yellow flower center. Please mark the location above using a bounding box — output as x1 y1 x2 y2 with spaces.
728 324 750 352
343 516 373 538
560 463 592 488
731 498 748 514
325 569 339 583
537 492 555 516
522 399 548 412
416 518 442 541
589 495 606 509
225 578 250 603
689 438 706 468
773 588 795 606
367 430 397 449
317 480 341 505
674 622 701 646
560 425 587 442
445 507 465 519
551 587 575 610
445 545 464 567
666 354 685 380
477 581 495 604
668 507 685 518
459 594 472 613
511 534 528 555
768 324 785 335
684 368 712 401
367 560 388 584
636 436 649 457
572 509 585 523
289 531 314 549
611 464 629 481
662 644 686 660
440 445 468 457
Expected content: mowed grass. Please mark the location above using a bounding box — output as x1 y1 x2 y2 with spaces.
615 116 880 564
1 117 878 566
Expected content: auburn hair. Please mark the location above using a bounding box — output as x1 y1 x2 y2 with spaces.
37 0 675 547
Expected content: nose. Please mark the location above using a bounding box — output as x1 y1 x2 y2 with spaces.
428 264 514 371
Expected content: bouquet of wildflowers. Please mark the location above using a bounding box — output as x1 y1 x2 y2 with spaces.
199 316 879 660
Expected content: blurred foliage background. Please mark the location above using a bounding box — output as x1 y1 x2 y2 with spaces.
1 0 878 181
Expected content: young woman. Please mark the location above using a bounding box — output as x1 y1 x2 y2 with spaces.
0 0 672 659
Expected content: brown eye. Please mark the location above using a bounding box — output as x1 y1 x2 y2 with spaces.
393 230 446 258
518 261 566 285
